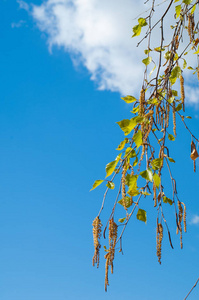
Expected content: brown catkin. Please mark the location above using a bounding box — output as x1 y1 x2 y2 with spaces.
177 201 183 249
157 223 163 264
173 102 176 136
181 202 187 233
105 219 118 292
188 14 195 43
122 164 127 210
166 101 170 128
92 216 102 268
175 35 179 50
143 116 153 142
153 182 157 207
180 75 185 111
197 68 199 81
139 89 145 117
138 145 145 171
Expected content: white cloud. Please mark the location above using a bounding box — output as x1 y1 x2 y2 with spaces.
17 0 29 11
190 215 199 225
24 0 199 98
11 20 26 28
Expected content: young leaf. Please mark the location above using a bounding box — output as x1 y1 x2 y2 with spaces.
125 147 136 158
137 209 147 223
168 157 175 163
116 118 137 135
176 103 182 111
142 56 152 66
194 46 199 54
138 17 147 27
106 181 115 189
132 24 141 37
133 130 143 148
175 5 181 18
151 158 163 170
121 95 136 103
118 196 133 208
142 191 151 196
163 196 173 205
140 169 153 182
168 134 175 141
116 138 128 150
118 218 126 223
105 161 118 178
153 173 161 188
182 0 193 4
90 180 104 191
169 66 181 84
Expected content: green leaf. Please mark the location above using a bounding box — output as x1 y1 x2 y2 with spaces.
137 209 147 223
140 169 153 182
153 173 161 188
175 5 181 18
168 96 175 104
118 218 126 223
182 0 193 4
151 158 163 170
172 90 178 96
186 116 192 119
163 196 173 205
133 157 138 167
106 181 115 189
142 191 151 196
142 56 152 66
121 95 136 103
164 51 171 60
116 153 122 164
116 118 137 135
133 130 143 149
194 46 199 54
183 59 187 69
116 138 128 150
154 47 165 52
169 66 181 84
118 196 133 208
191 3 196 14
138 18 147 27
90 180 104 191
168 134 175 141
132 24 141 37
168 157 175 163
125 147 136 158
105 161 118 178
176 103 182 111
174 0 180 2
126 174 138 188
149 63 156 77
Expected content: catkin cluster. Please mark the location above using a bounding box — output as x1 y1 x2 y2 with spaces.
188 13 195 43
177 201 184 249
122 164 127 210
92 216 102 268
105 219 118 291
180 75 185 111
156 223 163 264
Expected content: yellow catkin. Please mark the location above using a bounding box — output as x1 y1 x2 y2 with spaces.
180 75 185 111
173 102 176 136
157 223 163 264
122 164 127 210
143 116 153 143
138 145 145 171
166 102 170 128
92 216 102 268
105 219 118 292
153 182 157 207
139 89 145 117
181 202 187 233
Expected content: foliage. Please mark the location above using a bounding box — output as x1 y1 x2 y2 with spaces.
91 0 199 291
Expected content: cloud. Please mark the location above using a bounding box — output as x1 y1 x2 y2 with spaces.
11 20 26 28
190 215 199 225
17 0 29 11
26 0 199 98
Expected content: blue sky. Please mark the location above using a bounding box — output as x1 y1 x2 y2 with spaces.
0 1 199 299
